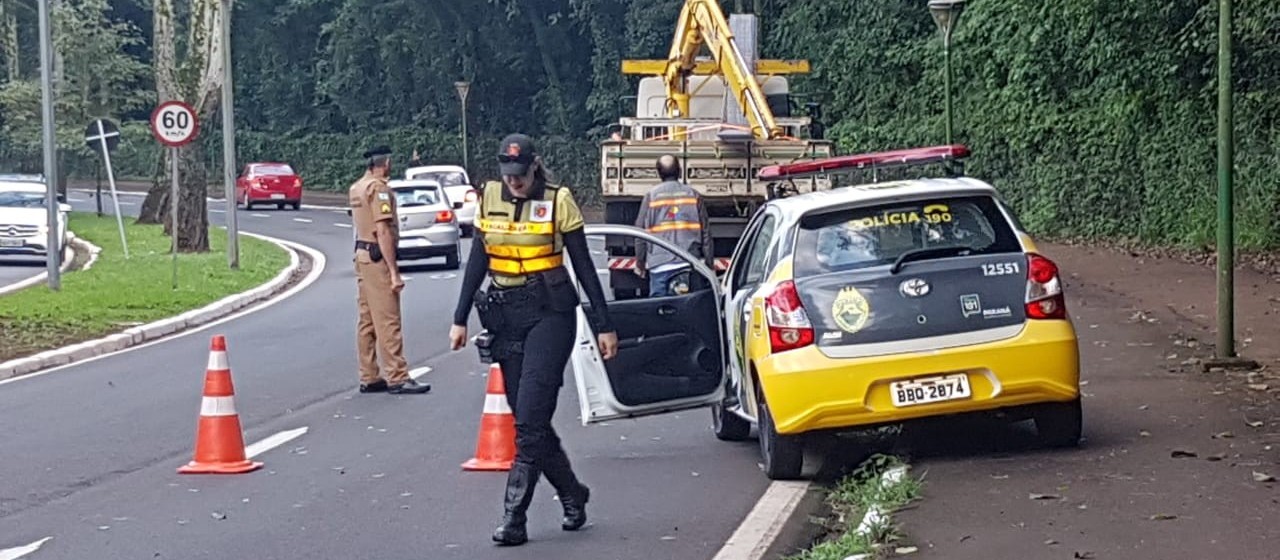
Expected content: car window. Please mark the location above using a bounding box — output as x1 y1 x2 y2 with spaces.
252 164 295 175
741 215 778 286
0 190 46 208
408 171 467 187
794 195 1021 276
393 187 440 207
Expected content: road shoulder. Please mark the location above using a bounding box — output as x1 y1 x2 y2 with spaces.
0 231 322 382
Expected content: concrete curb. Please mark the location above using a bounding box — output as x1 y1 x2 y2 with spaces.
0 233 86 296
0 232 302 381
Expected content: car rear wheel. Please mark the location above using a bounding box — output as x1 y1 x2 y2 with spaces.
711 401 752 442
445 246 461 270
1033 398 1082 448
460 225 474 238
758 396 804 480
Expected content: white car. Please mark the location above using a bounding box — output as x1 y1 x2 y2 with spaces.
0 175 70 261
404 164 476 237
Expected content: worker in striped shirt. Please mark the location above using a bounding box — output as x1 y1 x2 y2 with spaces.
633 155 713 297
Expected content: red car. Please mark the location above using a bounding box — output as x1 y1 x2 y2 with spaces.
236 162 303 210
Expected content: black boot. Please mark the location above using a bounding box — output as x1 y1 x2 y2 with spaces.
542 451 590 531
492 463 539 546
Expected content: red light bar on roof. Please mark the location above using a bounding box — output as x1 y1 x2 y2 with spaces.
758 144 970 181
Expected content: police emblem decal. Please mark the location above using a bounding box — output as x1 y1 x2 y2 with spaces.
506 143 521 157
831 286 871 334
530 200 553 222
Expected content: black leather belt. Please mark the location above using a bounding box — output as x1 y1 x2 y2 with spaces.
354 240 376 252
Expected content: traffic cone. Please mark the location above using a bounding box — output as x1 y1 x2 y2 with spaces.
462 364 517 471
178 335 263 475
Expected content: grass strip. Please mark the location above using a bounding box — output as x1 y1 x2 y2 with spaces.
787 454 922 560
0 213 290 362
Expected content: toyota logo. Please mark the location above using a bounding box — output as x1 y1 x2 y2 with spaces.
899 278 931 298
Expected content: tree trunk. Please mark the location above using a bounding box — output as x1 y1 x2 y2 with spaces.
174 143 210 252
0 1 17 82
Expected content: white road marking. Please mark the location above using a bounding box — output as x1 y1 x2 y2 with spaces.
0 537 52 560
293 218 313 223
210 209 225 213
409 366 432 381
0 234 326 388
710 481 811 560
401 276 413 281
251 213 271 218
427 273 456 280
118 201 136 206
333 223 352 228
245 427 309 459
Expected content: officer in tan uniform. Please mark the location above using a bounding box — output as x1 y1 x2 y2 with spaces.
349 146 430 395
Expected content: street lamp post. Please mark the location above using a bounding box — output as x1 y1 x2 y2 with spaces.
1215 0 1235 360
38 0 60 290
928 0 966 146
221 0 239 270
455 81 471 172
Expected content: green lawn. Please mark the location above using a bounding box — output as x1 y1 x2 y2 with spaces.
0 213 291 362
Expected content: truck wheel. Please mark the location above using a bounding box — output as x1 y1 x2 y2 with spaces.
712 402 752 442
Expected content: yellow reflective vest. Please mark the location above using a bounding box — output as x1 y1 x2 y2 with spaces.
476 180 583 287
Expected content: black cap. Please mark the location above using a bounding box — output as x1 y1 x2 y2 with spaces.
496 134 536 176
362 145 392 159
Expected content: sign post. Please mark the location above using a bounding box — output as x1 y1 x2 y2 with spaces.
149 101 200 290
84 118 129 259
37 0 59 291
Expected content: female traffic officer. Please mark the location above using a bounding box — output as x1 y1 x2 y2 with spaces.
449 133 619 546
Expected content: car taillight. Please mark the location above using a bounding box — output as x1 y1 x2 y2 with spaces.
1025 253 1066 320
765 280 815 353
464 189 478 203
292 177 302 188
435 210 455 223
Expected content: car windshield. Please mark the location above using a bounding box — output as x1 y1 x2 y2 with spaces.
393 187 441 207
252 164 294 175
0 190 46 208
408 171 467 187
794 195 1022 276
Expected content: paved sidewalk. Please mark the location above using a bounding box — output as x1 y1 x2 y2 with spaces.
895 242 1280 560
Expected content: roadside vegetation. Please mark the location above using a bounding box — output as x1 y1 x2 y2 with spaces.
0 213 289 362
788 455 922 560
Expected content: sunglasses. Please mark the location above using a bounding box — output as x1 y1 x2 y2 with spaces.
497 154 534 165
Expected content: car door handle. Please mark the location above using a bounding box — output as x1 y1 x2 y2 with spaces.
657 305 677 317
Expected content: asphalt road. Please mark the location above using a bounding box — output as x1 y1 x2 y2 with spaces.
0 255 46 289
0 190 770 560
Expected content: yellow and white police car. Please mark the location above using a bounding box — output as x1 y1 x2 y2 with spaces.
570 145 1081 480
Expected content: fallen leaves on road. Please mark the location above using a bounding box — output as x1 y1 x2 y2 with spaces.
1044 539 1059 545
211 512 227 520
1246 419 1265 428
894 546 919 555
1074 552 1097 559
1248 384 1270 391
1252 471 1276 483
1207 453 1228 462
1029 493 1062 500
1212 431 1235 439
1139 430 1152 437
1171 449 1198 458
1149 513 1178 521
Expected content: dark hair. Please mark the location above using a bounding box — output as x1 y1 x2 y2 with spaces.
367 154 391 171
656 154 681 181
533 158 557 184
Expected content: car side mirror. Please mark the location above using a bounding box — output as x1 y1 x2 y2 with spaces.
452 202 463 210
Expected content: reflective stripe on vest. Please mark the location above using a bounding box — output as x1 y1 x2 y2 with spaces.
647 192 703 233
649 220 702 232
477 181 563 278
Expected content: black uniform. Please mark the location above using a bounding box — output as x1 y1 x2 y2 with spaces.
453 134 614 546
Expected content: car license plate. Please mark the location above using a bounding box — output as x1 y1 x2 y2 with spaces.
890 374 971 407
270 193 286 199
0 238 22 248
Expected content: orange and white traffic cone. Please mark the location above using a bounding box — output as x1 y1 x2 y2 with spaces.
178 335 263 475
462 363 517 471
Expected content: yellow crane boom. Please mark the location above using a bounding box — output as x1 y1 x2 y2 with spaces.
621 0 802 140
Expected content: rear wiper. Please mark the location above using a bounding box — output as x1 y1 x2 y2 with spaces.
890 246 971 275
398 202 427 208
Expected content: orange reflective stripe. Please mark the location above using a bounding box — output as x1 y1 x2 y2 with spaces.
485 244 555 259
649 197 699 208
648 221 703 232
477 219 554 235
488 254 564 275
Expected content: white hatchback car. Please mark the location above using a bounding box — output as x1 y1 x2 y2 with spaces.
0 176 70 261
404 165 477 237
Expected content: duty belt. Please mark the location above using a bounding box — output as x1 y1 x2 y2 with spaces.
484 279 543 306
354 240 377 252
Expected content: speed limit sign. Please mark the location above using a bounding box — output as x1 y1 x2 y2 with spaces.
150 100 200 147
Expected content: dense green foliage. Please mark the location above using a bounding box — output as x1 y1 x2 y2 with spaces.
1 0 1276 247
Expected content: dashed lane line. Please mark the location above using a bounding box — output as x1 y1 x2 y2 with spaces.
410 366 432 381
0 537 52 560
293 218 313 223
710 481 811 560
333 223 352 228
251 213 271 218
245 426 309 459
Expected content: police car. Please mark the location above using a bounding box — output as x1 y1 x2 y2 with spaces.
568 145 1082 480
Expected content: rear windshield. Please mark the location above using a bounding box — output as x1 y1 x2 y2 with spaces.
794 195 1021 276
252 164 294 175
393 186 441 207
408 171 468 187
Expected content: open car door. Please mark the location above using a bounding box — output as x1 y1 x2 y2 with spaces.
569 224 726 425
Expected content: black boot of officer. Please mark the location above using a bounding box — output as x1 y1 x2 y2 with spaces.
492 456 590 545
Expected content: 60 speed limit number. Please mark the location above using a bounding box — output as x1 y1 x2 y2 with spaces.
149 101 200 147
